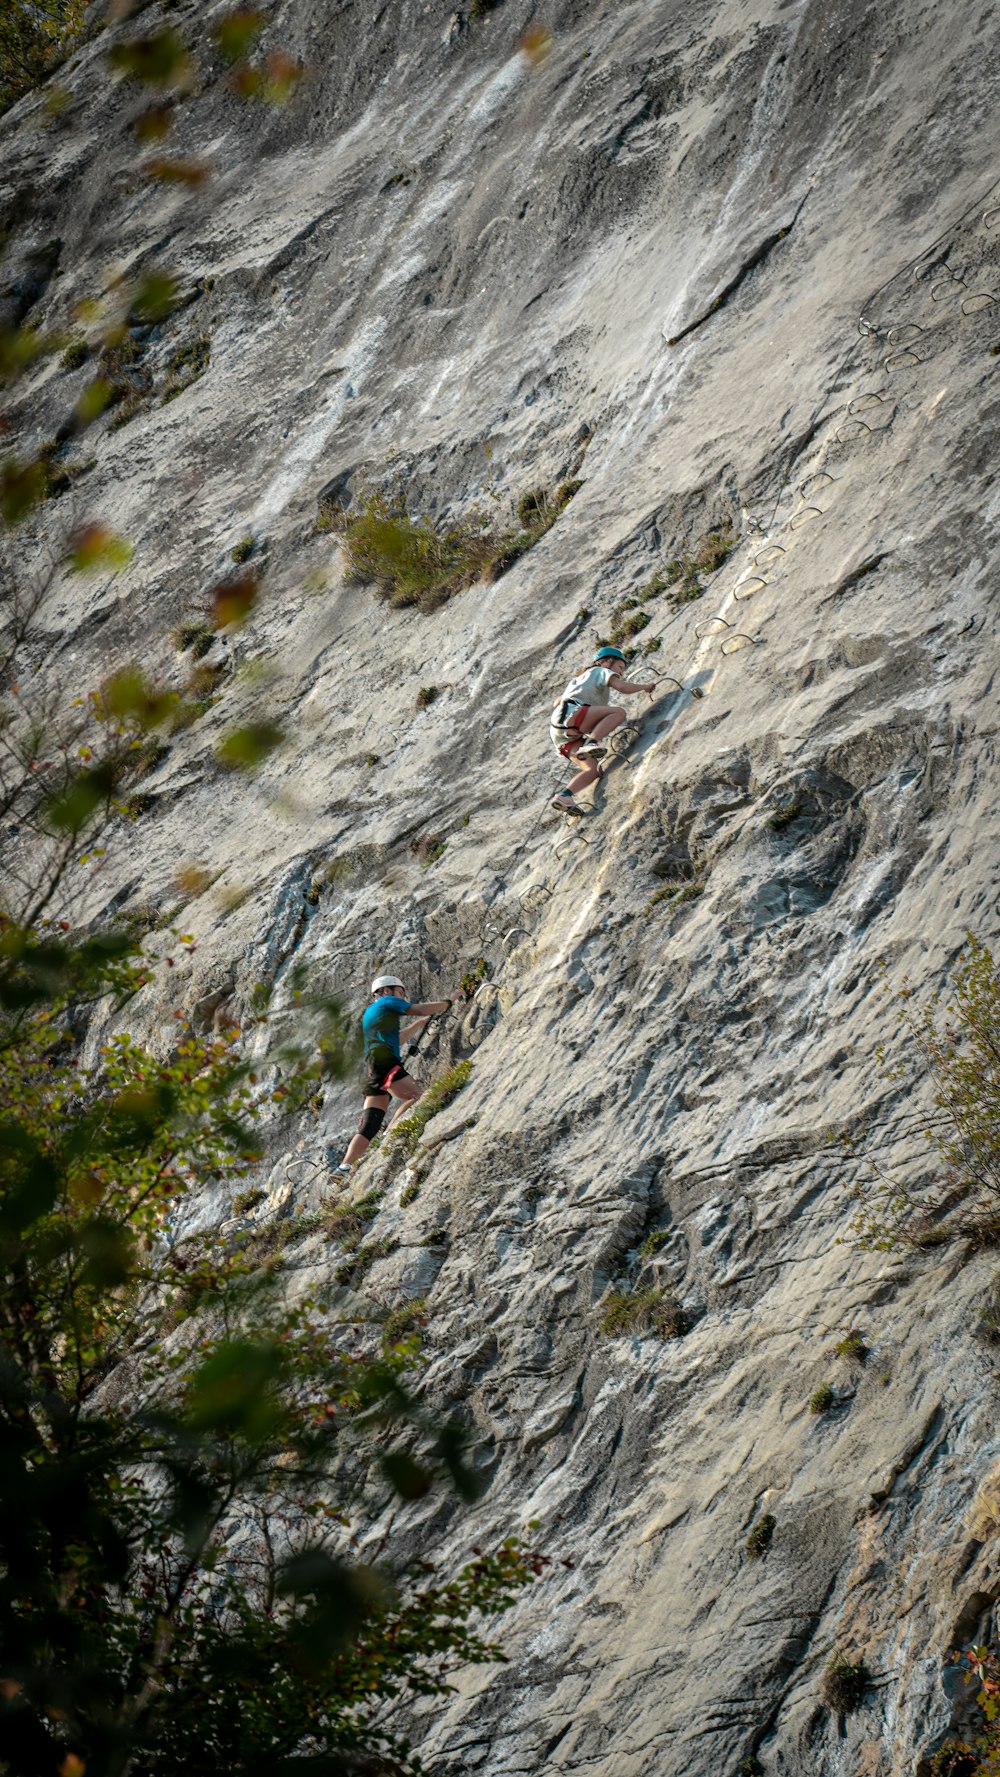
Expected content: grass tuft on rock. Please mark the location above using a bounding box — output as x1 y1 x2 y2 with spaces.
325 479 581 611
387 1061 473 1160
745 1514 776 1560
809 1382 835 1415
599 1287 691 1340
820 1657 867 1714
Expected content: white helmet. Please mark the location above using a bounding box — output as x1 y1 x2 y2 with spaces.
371 974 405 993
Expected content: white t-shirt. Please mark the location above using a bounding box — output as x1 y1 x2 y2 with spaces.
558 664 618 710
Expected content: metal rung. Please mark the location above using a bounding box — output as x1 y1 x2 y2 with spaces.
732 574 768 601
848 392 887 413
720 633 760 655
754 542 786 566
789 505 823 529
800 472 836 498
695 615 731 638
962 291 997 314
887 323 924 344
884 350 923 370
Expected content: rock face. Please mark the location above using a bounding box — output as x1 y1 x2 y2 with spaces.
4 0 1000 1771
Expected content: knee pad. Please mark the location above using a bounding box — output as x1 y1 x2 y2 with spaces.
358 1103 386 1141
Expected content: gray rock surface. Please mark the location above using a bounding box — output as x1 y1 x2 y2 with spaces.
4 0 1000 1770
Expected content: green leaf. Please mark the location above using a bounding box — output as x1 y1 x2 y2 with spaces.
104 666 175 728
381 1451 432 1500
68 524 133 574
108 29 193 89
1 455 48 525
0 1122 59 1234
185 1340 283 1440
46 762 118 833
78 1218 134 1288
213 9 266 63
128 271 180 323
216 722 284 770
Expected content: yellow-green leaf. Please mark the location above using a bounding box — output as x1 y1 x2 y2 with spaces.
216 723 284 770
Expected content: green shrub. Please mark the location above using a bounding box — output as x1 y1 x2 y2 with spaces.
387 1062 473 1160
161 333 210 401
745 1514 775 1560
233 1187 266 1215
740 1757 764 1776
835 1331 868 1362
639 522 738 612
768 802 802 832
415 685 439 708
410 833 447 868
645 880 704 915
820 1657 867 1713
599 1287 691 1340
848 937 1000 1252
640 1229 671 1258
322 1191 380 1250
231 534 254 563
809 1382 835 1415
336 1236 397 1288
59 337 90 371
382 1298 427 1348
330 480 580 612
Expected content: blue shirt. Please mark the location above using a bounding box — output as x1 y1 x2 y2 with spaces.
362 994 412 1060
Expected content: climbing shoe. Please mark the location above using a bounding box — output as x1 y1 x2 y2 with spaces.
576 740 606 760
550 791 589 816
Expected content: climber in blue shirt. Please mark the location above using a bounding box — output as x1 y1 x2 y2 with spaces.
333 973 466 1177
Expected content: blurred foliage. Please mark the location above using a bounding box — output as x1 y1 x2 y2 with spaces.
847 937 1000 1251
0 931 543 1773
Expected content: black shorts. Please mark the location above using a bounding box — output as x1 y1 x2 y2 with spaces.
363 1050 410 1096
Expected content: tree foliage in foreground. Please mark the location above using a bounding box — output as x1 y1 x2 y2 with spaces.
0 936 542 1776
847 937 1000 1251
0 0 84 114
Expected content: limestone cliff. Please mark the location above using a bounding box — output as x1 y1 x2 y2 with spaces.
3 0 1000 1771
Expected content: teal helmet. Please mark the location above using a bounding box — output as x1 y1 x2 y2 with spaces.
593 645 626 665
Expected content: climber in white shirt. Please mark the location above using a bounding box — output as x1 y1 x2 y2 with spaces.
548 645 655 815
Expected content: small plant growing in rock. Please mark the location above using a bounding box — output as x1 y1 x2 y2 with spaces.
740 1757 764 1776
411 832 447 868
835 1330 868 1362
975 1272 1000 1348
415 685 439 708
161 333 210 402
523 1184 543 1206
745 1514 775 1560
820 1656 867 1714
60 337 90 371
233 1187 266 1215
231 534 254 563
421 1228 449 1248
645 881 704 915
336 1235 397 1288
382 1298 427 1348
173 622 215 658
809 1382 835 1414
599 1287 690 1340
768 802 802 832
330 478 580 611
459 958 488 995
387 1060 472 1159
321 1191 380 1249
366 753 380 766
640 1229 671 1258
